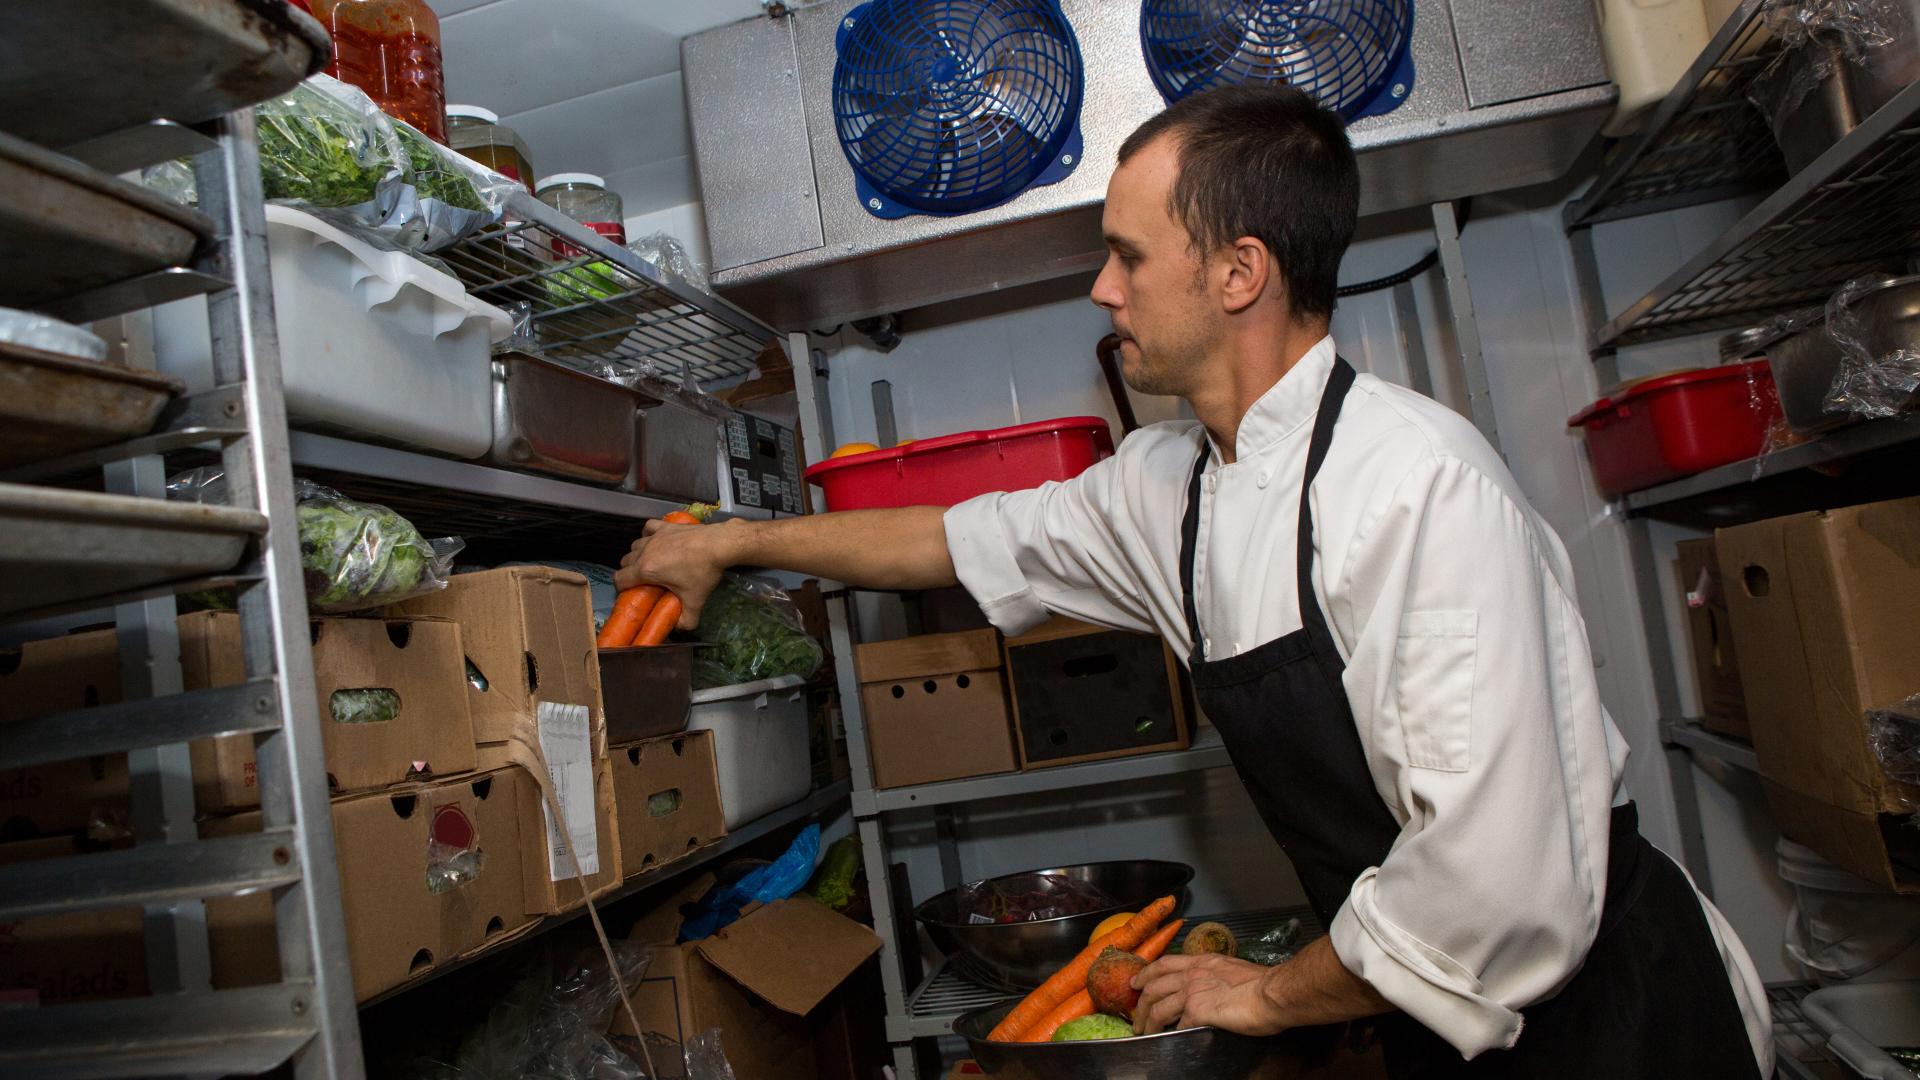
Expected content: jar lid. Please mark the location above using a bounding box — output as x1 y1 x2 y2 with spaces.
447 104 500 124
536 172 607 192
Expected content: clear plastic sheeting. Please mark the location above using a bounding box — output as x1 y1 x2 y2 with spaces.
425 839 484 894
689 574 823 690
0 306 107 361
1867 695 1920 791
427 943 657 1080
681 1031 738 1080
1823 276 1920 419
1749 0 1903 125
628 232 709 292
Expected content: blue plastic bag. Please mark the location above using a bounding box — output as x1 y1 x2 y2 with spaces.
678 824 821 942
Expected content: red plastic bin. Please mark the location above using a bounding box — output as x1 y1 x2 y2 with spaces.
1567 361 1782 496
804 416 1115 511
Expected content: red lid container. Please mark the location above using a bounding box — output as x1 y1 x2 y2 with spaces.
1567 361 1782 496
804 417 1115 511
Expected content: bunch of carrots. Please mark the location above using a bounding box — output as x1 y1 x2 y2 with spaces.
988 894 1181 1043
596 503 715 648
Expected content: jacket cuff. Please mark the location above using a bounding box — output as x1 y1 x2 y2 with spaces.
943 494 1051 636
1329 870 1525 1060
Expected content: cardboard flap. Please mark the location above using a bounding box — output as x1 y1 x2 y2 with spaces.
694 897 881 1016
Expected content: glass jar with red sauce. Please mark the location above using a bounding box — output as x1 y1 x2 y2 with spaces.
536 174 627 254
310 0 447 143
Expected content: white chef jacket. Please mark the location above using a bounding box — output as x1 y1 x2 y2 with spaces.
943 337 1771 1070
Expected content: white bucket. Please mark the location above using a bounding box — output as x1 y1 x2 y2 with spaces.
1778 838 1920 984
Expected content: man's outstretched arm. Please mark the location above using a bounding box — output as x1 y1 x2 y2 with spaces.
615 506 958 629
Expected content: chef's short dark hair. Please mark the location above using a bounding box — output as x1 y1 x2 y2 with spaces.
1118 84 1359 321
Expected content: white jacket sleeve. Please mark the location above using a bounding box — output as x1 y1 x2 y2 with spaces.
1325 455 1618 1060
941 433 1186 639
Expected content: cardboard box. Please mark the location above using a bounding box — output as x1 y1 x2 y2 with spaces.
612 730 726 877
1716 499 1920 893
300 616 477 797
0 836 146 1004
1004 618 1191 769
856 630 1016 788
612 875 882 1080
505 725 623 915
386 566 606 751
203 768 537 1001
1675 538 1750 739
0 629 132 836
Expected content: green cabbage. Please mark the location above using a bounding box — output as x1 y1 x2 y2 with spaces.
1052 1015 1134 1042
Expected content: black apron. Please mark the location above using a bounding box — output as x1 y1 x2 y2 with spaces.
1177 357 1761 1079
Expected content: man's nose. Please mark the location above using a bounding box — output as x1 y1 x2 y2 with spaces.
1090 258 1122 310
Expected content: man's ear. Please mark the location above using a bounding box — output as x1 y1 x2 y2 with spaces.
1220 236 1273 315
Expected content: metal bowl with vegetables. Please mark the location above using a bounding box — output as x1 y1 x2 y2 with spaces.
915 860 1195 989
953 1000 1341 1080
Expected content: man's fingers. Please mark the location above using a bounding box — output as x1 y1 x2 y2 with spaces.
1137 986 1187 1035
677 599 704 632
642 518 666 536
1134 954 1196 987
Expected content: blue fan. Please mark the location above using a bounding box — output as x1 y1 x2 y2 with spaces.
833 0 1085 219
1140 0 1415 121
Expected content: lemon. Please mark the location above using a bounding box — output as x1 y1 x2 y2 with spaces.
830 442 882 458
1091 911 1135 944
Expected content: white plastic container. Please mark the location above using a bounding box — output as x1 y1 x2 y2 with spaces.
1595 0 1712 136
1778 839 1920 984
153 204 509 457
688 674 810 830
1801 981 1920 1080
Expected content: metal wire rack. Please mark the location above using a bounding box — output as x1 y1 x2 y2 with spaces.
437 190 777 387
1566 0 1783 228
1771 981 1845 1079
902 905 1322 1039
1592 78 1920 351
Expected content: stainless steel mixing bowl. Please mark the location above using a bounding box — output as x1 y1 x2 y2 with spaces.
952 1001 1342 1080
913 860 1195 989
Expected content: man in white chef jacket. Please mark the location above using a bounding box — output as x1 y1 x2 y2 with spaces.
619 85 1772 1077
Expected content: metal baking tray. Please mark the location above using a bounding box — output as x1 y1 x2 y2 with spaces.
0 130 217 311
489 352 641 486
0 482 265 616
0 0 331 148
0 341 184 467
599 644 699 744
1767 276 1920 434
629 400 723 504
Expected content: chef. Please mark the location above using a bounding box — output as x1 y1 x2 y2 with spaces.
618 84 1772 1077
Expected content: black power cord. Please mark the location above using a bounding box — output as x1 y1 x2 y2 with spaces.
1336 198 1474 298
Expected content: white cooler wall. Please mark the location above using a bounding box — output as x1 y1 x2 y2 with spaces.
823 181 1795 982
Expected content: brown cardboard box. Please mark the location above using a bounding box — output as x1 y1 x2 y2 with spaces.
507 746 623 914
856 630 1017 788
1675 539 1750 739
612 730 725 877
386 566 605 751
1004 617 1191 769
0 836 146 1005
299 616 477 797
612 876 883 1080
0 629 131 835
202 769 537 1001
1716 499 1920 893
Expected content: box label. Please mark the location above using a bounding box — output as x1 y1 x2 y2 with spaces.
536 702 600 881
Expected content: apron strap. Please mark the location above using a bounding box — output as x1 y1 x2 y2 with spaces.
1178 357 1358 664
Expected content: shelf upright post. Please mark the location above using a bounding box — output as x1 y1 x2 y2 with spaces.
787 331 921 1080
1432 200 1503 454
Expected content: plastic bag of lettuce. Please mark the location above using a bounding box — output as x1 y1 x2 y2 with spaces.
690 573 823 689
167 469 462 613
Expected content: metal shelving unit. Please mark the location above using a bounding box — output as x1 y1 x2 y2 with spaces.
0 110 363 1078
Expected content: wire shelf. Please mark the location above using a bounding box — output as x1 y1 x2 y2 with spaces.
903 905 1322 1038
1566 0 1783 228
1771 981 1846 1079
1592 77 1920 351
437 191 777 387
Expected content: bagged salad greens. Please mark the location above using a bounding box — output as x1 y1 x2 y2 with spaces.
690 574 823 689
166 468 462 614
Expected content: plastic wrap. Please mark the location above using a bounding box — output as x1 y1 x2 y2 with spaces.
629 232 709 292
434 942 656 1080
425 839 485 894
957 872 1119 925
166 469 462 613
0 306 107 361
257 74 518 254
1822 276 1920 419
690 574 824 690
1238 917 1305 966
139 159 199 207
1749 0 1902 126
1867 695 1920 791
682 1031 737 1080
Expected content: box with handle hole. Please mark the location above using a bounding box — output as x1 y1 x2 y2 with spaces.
855 629 1017 789
1003 617 1191 770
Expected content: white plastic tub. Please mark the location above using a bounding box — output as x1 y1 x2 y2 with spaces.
1779 839 1920 984
688 674 810 830
154 204 509 457
1802 981 1920 1080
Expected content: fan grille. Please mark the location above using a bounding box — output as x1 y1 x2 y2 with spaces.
1141 0 1413 118
834 0 1084 216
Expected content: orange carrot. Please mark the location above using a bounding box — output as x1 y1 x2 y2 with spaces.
987 894 1177 1041
1136 918 1184 963
598 586 662 648
1021 990 1094 1043
634 593 682 646
661 510 703 526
